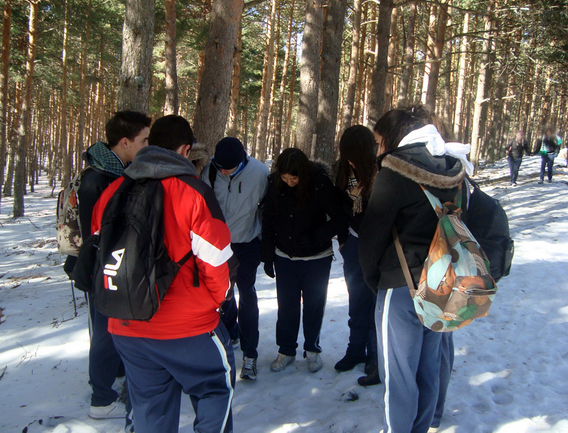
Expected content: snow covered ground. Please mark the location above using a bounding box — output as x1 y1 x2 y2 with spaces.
1 155 568 433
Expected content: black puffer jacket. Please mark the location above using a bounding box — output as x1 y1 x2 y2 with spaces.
261 163 349 262
359 144 466 292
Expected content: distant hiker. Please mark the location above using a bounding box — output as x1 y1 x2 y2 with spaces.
505 131 531 186
359 105 475 433
65 110 151 420
334 125 379 387
90 115 235 433
201 137 269 381
537 128 560 184
261 148 349 374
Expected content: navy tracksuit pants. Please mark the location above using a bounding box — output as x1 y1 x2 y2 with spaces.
113 324 236 433
274 254 332 356
340 234 377 361
87 294 123 407
540 153 555 181
432 333 454 429
376 287 443 433
220 238 262 359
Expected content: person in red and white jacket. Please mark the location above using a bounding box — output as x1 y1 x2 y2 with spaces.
91 115 235 433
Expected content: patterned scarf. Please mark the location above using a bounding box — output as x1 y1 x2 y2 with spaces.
86 142 127 177
346 174 363 215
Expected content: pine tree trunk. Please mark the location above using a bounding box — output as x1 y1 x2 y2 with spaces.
76 0 91 171
314 0 346 164
227 23 242 137
274 0 295 159
61 0 71 184
385 5 398 112
339 0 362 135
193 0 244 154
164 0 178 115
0 0 11 202
255 0 278 162
295 0 324 156
470 4 493 171
13 0 38 217
453 12 470 141
283 34 298 151
424 1 448 112
397 2 417 108
367 0 393 126
353 3 367 123
118 0 155 113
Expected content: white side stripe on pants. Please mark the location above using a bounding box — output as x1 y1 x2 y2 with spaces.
382 288 394 432
211 332 234 433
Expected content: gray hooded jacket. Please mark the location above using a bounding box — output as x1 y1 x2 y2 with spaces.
125 146 198 180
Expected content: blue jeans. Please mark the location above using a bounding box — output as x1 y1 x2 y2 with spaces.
540 154 555 181
340 234 377 360
88 294 123 406
507 156 522 184
274 254 332 356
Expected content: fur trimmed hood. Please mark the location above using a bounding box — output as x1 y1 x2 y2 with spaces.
382 144 465 190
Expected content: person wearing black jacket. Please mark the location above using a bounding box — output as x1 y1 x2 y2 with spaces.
65 111 151 420
359 106 474 433
333 125 379 387
261 148 349 374
505 131 531 186
537 128 561 183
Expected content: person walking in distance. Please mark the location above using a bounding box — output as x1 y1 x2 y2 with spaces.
537 127 560 184
201 137 269 381
505 131 531 186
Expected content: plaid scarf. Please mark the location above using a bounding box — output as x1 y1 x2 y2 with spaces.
346 175 363 215
86 142 127 177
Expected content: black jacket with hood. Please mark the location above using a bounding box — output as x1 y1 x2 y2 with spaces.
261 162 349 262
358 144 466 292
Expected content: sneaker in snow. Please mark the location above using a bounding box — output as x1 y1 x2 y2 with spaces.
240 357 257 380
89 401 126 419
427 427 440 433
270 353 295 372
538 179 544 184
305 351 323 373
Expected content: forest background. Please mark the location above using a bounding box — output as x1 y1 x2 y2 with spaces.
0 0 567 218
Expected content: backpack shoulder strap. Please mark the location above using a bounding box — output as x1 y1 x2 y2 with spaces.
208 163 218 190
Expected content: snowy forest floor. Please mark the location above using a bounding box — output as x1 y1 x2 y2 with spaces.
1 155 568 433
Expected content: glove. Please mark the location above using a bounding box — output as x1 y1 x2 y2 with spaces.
264 261 275 278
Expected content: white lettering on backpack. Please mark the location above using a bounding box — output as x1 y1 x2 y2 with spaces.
103 248 125 291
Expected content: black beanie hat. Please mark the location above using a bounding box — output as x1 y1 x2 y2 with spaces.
213 137 245 169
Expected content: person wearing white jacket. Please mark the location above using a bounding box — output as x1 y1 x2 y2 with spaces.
201 137 269 381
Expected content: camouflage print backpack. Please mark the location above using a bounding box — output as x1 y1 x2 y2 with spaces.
56 167 91 257
393 184 497 332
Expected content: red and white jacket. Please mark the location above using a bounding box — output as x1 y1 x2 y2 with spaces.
91 146 233 339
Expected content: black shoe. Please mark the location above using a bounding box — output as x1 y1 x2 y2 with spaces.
334 353 366 372
364 357 377 375
358 367 381 386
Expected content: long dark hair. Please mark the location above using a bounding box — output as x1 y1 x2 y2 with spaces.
337 125 377 199
373 105 434 154
273 148 312 205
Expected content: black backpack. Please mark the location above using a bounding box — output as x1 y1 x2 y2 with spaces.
465 179 514 282
74 175 196 320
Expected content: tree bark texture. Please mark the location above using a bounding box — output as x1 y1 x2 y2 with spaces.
340 0 362 134
424 1 448 112
295 0 324 156
164 0 178 115
397 2 417 108
227 23 242 137
0 0 11 198
118 0 155 113
13 0 38 218
76 0 91 171
193 0 244 154
367 0 393 127
453 12 469 140
470 4 493 171
315 0 347 164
